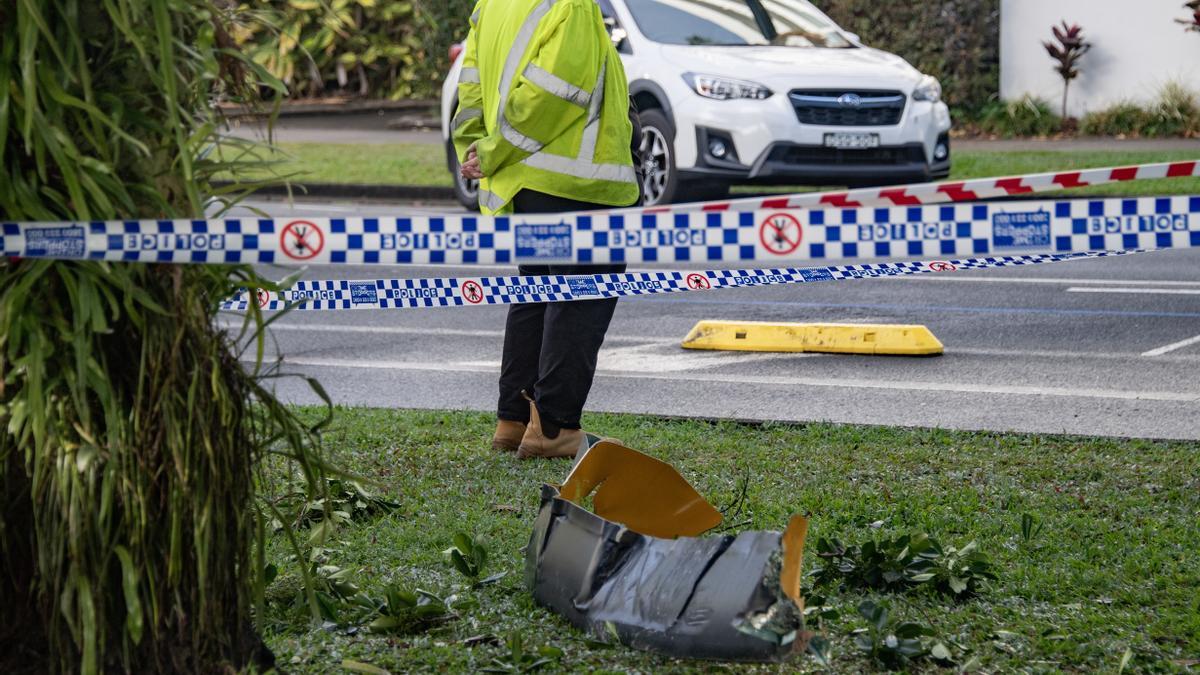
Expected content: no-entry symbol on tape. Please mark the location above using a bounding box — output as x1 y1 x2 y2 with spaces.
461 280 484 304
686 273 711 290
759 213 803 255
928 260 957 272
281 220 324 260
255 289 271 308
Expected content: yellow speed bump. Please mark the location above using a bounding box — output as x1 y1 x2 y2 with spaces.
681 320 943 356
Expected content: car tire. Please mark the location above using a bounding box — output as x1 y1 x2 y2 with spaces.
638 109 730 206
637 109 685 206
446 139 480 211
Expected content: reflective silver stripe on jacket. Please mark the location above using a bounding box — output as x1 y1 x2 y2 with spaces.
522 151 637 183
499 0 557 111
493 0 557 153
453 107 482 131
577 61 606 163
522 64 590 108
460 67 480 84
521 54 637 185
478 188 507 212
500 118 544 153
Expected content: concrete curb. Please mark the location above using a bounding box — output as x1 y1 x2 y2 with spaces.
219 99 439 119
213 181 456 202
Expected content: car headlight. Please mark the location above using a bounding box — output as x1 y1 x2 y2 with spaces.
912 75 942 103
683 73 773 101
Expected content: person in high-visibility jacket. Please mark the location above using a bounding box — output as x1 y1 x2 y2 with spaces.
453 0 641 460
453 0 640 215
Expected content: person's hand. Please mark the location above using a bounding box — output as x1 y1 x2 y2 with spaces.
460 143 485 180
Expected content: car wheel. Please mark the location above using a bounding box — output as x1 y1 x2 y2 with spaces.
446 140 480 211
637 109 681 206
638 110 729 206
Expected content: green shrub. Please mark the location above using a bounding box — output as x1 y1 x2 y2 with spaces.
819 0 1000 114
1080 102 1151 137
1145 81 1200 137
1062 84 1200 138
977 96 1062 137
233 0 475 100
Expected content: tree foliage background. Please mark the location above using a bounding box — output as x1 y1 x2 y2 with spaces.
235 0 1000 111
0 1 328 672
820 0 1000 113
233 0 477 100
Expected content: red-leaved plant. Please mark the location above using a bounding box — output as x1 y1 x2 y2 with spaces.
1043 21 1091 119
1179 1 1200 31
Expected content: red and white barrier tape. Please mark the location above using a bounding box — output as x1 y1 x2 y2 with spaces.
614 160 1199 215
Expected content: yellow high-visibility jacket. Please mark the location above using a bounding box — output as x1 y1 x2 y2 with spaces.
452 0 640 215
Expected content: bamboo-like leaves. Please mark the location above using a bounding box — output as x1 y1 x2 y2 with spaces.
113 546 145 645
1 1 332 673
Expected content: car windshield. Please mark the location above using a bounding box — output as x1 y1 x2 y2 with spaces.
623 0 853 48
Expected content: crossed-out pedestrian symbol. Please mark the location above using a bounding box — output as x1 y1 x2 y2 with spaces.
280 220 324 260
759 213 803 255
686 273 711 290
461 280 484 304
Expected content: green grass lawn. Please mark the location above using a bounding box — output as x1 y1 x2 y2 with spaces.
223 142 452 187
260 408 1200 674
241 143 1200 198
948 151 1200 198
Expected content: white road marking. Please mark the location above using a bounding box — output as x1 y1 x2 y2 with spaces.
898 277 1200 287
1065 287 1200 295
254 263 518 273
227 316 891 347
1142 333 1200 357
230 322 1200 363
229 323 503 338
601 343 810 372
264 356 1199 403
951 346 1200 362
271 204 363 213
456 345 813 374
220 321 676 344
246 264 672 278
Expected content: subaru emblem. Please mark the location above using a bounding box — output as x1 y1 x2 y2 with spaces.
837 93 862 108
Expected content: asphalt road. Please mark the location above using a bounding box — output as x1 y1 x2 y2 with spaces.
221 197 1200 441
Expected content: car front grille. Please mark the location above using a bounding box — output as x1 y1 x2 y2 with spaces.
768 145 925 166
789 90 906 126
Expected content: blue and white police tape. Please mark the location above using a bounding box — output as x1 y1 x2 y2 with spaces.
221 249 1145 312
5 195 1198 266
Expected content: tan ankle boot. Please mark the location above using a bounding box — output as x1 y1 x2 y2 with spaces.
517 399 585 460
492 420 526 452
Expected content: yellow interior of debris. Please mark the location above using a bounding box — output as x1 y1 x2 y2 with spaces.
558 440 723 538
780 515 808 610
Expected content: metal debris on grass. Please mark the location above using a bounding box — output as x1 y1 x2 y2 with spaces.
524 438 810 662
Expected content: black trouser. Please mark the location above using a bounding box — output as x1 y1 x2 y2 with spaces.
497 190 627 429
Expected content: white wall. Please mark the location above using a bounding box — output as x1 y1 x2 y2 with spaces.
1001 0 1200 117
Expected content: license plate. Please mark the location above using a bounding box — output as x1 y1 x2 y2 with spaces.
824 132 880 149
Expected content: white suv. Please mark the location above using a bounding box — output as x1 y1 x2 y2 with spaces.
441 0 952 208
